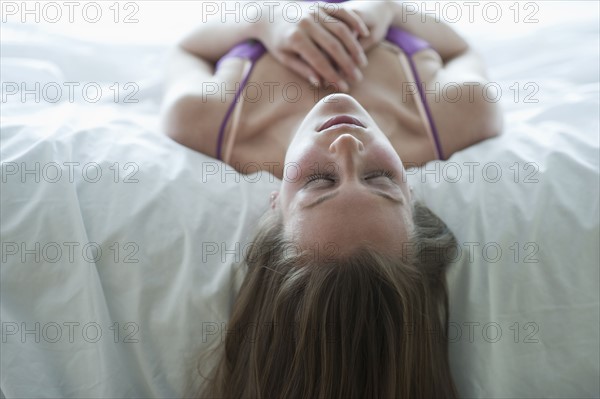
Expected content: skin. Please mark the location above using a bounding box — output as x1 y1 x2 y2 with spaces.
163 3 502 179
271 93 414 256
162 2 503 254
202 43 439 181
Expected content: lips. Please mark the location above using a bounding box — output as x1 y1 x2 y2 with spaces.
318 115 365 132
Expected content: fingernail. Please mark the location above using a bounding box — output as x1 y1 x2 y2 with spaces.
353 67 363 81
309 76 320 88
359 52 368 67
339 80 349 92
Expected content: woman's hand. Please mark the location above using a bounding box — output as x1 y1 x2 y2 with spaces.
339 1 396 52
257 1 370 92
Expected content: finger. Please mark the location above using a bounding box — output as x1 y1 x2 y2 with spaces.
306 20 362 84
319 14 368 69
293 31 349 92
319 4 370 39
358 35 378 53
278 52 321 87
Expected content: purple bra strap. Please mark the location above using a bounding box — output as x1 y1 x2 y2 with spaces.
216 41 267 161
216 40 267 69
386 27 444 160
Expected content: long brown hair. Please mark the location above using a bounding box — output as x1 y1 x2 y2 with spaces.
197 201 458 398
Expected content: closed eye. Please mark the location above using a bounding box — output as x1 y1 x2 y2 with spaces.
367 169 396 180
304 172 336 184
304 169 396 185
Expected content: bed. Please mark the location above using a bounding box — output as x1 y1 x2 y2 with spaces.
1 1 598 397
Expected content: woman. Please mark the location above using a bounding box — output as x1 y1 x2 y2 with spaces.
162 1 502 397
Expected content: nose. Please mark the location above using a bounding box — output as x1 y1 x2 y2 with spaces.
328 133 365 154
328 134 365 180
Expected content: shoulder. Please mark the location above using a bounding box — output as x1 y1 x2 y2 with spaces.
161 50 250 158
407 46 503 158
162 94 222 158
428 73 504 159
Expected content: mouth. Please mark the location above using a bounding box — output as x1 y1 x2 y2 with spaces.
318 115 365 132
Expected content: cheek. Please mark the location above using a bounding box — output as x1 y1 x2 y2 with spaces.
280 145 328 215
371 144 410 189
284 145 324 180
371 144 404 169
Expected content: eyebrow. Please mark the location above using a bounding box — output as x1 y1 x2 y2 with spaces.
302 188 404 209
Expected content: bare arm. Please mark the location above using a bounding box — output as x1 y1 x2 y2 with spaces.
347 1 486 77
177 9 262 64
160 46 217 153
400 4 503 146
389 1 491 82
381 1 503 147
390 2 469 63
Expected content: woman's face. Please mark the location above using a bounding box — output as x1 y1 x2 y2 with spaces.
272 94 414 257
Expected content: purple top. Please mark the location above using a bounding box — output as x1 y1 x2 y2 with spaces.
214 2 444 161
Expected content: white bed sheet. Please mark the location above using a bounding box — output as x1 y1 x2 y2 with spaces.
1 1 599 398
